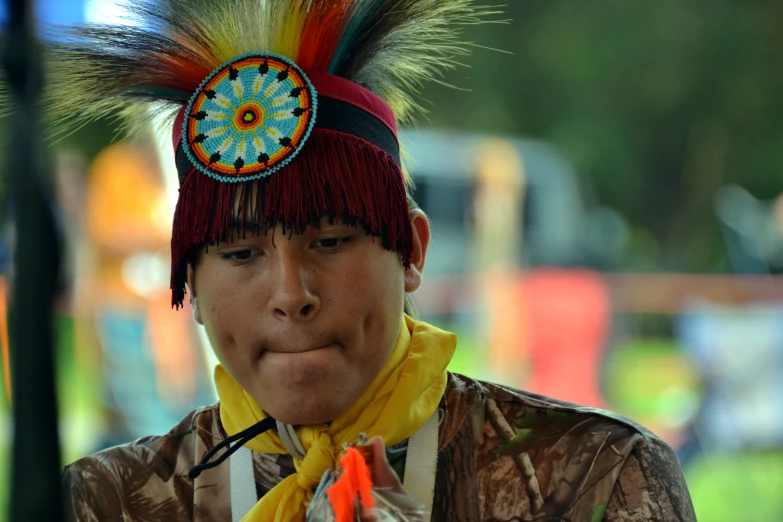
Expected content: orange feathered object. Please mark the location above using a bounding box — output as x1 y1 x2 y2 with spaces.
326 447 376 521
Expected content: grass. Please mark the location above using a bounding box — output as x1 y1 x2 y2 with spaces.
686 451 783 522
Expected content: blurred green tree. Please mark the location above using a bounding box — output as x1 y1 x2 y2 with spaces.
422 0 783 272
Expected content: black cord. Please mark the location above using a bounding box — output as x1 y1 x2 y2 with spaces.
188 416 277 479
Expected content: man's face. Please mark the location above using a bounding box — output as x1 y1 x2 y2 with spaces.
190 214 427 425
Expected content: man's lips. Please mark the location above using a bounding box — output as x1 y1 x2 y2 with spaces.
261 342 337 355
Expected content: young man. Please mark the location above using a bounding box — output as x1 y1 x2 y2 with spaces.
45 1 696 520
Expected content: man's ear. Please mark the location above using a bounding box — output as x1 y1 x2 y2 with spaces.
186 264 203 325
404 209 431 293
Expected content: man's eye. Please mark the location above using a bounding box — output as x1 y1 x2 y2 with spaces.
314 237 347 249
220 249 256 262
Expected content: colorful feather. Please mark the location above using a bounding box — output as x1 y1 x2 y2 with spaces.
2 0 499 141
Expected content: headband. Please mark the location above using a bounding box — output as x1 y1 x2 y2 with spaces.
171 56 401 184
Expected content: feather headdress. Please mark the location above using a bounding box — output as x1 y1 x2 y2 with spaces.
16 0 498 307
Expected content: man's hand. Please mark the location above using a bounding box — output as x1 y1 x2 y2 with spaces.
359 436 424 522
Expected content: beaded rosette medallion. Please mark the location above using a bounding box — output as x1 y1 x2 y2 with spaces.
182 53 317 182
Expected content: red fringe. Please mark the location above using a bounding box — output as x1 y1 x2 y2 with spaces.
170 129 412 308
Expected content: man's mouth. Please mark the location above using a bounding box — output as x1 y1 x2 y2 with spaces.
261 342 337 355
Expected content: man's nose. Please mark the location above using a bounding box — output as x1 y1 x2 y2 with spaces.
267 250 320 321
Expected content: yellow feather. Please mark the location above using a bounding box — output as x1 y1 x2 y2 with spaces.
273 2 305 59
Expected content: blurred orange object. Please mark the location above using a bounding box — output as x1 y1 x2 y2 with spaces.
523 269 610 409
86 143 170 308
326 447 376 521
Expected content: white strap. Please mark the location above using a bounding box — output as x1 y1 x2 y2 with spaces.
276 420 307 461
230 445 257 522
402 411 440 522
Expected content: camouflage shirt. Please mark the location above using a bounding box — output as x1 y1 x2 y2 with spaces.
63 373 696 521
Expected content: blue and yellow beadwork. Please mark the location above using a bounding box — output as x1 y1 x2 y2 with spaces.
182 53 317 182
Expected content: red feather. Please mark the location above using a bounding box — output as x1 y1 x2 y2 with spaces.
297 0 354 71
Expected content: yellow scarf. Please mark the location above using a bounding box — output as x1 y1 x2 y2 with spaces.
215 315 457 522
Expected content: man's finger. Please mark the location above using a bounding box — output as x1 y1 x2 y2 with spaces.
359 506 380 522
366 436 405 493
363 436 425 521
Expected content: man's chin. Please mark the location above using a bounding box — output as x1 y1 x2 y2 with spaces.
260 395 351 426
250 368 356 426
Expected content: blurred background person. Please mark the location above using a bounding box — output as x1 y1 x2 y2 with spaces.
83 141 214 447
472 139 528 386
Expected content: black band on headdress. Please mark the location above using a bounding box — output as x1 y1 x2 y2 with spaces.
313 96 401 165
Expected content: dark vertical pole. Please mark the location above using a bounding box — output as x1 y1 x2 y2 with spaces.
3 0 64 519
